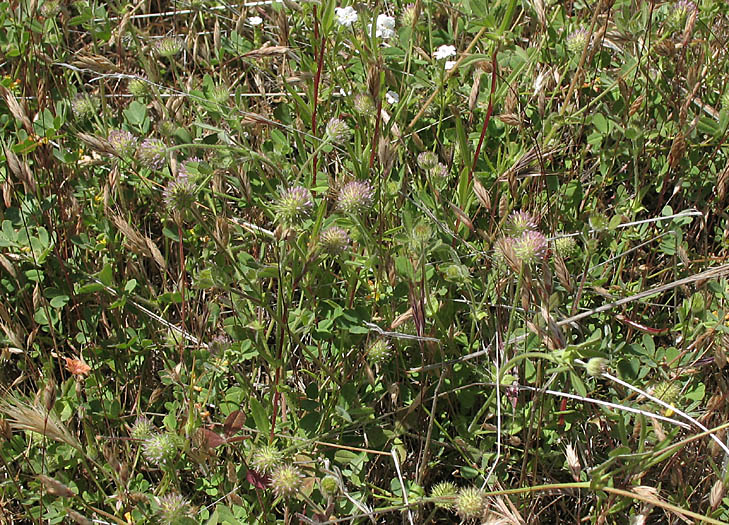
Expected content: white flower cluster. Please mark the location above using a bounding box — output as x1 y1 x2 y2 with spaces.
335 6 358 27
335 5 396 40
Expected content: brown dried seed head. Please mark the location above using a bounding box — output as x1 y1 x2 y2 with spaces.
497 113 521 127
668 132 686 170
710 479 725 510
38 475 74 498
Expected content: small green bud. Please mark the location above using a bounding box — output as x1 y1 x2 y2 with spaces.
585 357 608 377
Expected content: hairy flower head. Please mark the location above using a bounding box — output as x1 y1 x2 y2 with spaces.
325 118 351 144
274 186 313 226
319 226 350 255
455 487 485 519
142 432 179 466
153 36 184 58
353 93 376 117
156 493 191 525
417 151 438 170
566 28 589 55
164 175 196 214
505 211 538 237
513 230 547 266
430 481 458 509
107 129 137 158
129 417 154 440
337 180 373 216
71 94 97 120
137 138 167 170
250 445 284 474
270 464 302 498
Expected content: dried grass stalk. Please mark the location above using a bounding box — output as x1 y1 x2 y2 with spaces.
0 395 81 450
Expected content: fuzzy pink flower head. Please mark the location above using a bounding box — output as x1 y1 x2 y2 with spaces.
337 180 373 216
513 230 547 266
506 211 538 237
275 186 313 225
137 138 167 170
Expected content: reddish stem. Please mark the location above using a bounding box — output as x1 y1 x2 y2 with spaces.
311 30 326 177
468 50 498 187
177 222 186 361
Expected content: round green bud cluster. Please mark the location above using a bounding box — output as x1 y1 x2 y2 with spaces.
353 94 376 117
130 417 154 440
554 236 578 259
668 0 696 27
430 481 458 509
455 486 485 519
417 151 438 170
209 84 230 106
584 357 609 377
652 380 682 404
270 464 302 498
320 475 338 496
366 339 392 365
250 445 283 474
128 78 150 98
142 432 179 466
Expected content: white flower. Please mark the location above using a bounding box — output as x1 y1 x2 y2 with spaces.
369 14 396 39
335 6 358 27
385 91 399 104
434 44 456 60
444 60 456 71
248 16 263 26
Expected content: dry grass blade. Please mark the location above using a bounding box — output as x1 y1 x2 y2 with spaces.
0 395 81 450
0 85 31 132
243 45 291 58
